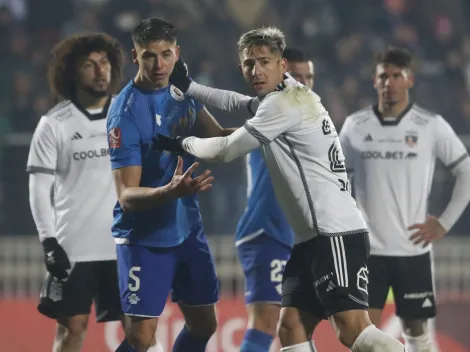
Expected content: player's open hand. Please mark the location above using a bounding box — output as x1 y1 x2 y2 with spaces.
169 156 213 197
408 215 447 247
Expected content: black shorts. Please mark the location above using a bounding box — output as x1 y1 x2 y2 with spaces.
281 232 370 319
368 252 436 320
38 260 122 323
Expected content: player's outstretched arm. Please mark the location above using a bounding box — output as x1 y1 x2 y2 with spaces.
113 157 213 212
193 106 238 138
171 57 259 115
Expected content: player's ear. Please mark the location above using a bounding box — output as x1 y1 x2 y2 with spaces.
131 48 138 65
238 64 243 77
175 45 180 61
407 69 415 89
280 58 287 74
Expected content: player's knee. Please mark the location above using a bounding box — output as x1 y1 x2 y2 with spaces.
402 318 427 337
248 304 280 336
330 310 371 347
125 318 157 350
56 316 89 342
187 314 218 338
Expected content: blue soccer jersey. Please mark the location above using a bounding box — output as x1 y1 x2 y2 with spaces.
107 81 203 248
235 148 294 248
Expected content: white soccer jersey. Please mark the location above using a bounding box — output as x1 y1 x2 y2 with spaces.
339 104 469 256
244 77 368 245
27 99 117 262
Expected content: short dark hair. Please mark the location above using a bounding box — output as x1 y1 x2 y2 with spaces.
283 48 307 62
375 46 412 68
237 27 286 55
132 17 177 46
48 33 124 100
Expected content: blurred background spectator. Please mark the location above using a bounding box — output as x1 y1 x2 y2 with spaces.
1 0 470 236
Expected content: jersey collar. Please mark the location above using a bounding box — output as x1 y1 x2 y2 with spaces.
72 95 112 121
372 102 413 126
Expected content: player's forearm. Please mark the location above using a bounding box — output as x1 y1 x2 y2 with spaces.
187 82 259 115
119 185 174 212
182 127 259 163
438 159 470 231
29 173 56 242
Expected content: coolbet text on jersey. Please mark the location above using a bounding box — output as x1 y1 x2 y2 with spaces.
107 81 219 317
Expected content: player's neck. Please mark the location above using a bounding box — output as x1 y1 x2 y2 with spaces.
74 91 109 110
378 98 410 118
134 73 168 91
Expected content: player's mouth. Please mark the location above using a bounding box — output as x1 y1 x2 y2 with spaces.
253 82 265 90
152 72 166 80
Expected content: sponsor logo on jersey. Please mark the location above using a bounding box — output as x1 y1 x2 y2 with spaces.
363 134 373 142
108 127 121 148
72 148 110 160
405 131 418 147
170 85 185 101
361 151 418 160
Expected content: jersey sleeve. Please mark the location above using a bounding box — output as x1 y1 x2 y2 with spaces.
243 92 301 144
434 115 469 171
26 116 57 174
339 117 355 172
107 114 142 170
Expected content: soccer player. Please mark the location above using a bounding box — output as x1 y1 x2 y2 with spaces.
234 47 315 352
153 28 407 351
27 33 125 352
107 17 235 352
339 47 470 352
283 48 314 90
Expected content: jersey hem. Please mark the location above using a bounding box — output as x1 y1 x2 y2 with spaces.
370 247 431 257
67 254 117 262
235 229 265 246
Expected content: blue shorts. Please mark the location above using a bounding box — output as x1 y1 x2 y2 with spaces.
116 226 219 317
236 234 291 304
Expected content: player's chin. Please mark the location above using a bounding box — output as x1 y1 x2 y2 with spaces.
88 87 110 98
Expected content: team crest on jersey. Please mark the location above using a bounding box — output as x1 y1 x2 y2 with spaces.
170 85 185 101
405 131 418 147
108 127 121 148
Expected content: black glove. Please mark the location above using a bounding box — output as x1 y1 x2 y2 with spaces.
152 133 187 153
170 56 193 92
42 237 71 280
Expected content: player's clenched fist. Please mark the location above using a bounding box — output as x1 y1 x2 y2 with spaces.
41 237 71 280
168 156 213 197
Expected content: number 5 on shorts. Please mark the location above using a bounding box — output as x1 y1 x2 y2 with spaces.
129 266 141 292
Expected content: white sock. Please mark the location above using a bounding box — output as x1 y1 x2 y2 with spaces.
428 318 440 352
403 332 432 352
351 324 406 352
281 341 317 351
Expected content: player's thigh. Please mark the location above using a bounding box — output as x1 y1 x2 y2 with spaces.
94 260 123 323
311 233 370 318
116 244 177 318
172 227 219 307
236 234 291 306
281 239 326 324
38 262 97 321
391 252 436 320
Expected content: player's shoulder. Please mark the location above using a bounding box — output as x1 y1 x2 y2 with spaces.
345 105 374 125
409 103 440 127
109 81 139 117
42 100 74 124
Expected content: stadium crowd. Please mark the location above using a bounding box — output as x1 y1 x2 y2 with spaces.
1 0 470 234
